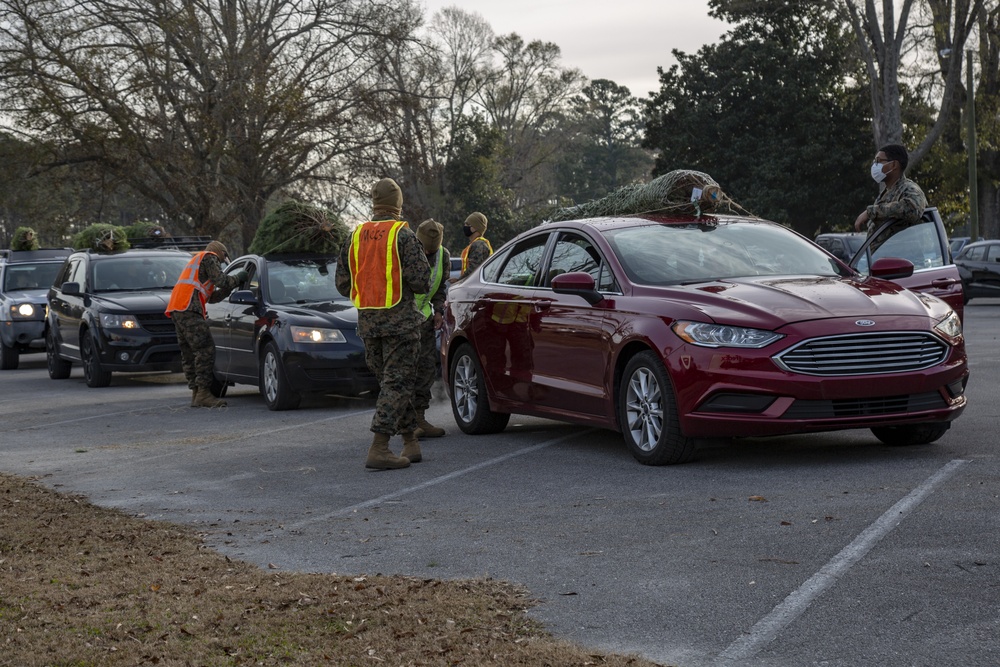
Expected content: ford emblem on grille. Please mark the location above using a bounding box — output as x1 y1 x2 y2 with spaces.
855 319 876 326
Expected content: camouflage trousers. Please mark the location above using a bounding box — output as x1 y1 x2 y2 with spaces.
364 330 420 435
172 310 216 390
413 317 439 412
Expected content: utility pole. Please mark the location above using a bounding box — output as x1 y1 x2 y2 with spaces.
967 49 980 241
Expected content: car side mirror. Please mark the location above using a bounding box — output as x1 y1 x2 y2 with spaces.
870 257 914 280
551 271 604 305
61 282 81 296
230 289 258 305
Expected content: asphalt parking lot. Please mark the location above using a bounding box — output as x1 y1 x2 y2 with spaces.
3 302 999 667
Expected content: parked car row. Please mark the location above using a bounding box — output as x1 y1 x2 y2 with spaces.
3 241 376 411
7 208 975 466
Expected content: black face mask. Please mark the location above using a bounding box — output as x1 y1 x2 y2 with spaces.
462 225 474 237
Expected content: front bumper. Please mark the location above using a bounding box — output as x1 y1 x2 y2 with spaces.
95 328 182 372
1 320 46 351
281 348 379 396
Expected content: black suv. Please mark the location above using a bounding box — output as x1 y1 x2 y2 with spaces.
46 248 194 386
1 247 73 370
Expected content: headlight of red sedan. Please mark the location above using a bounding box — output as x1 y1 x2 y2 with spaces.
933 311 962 344
672 321 784 348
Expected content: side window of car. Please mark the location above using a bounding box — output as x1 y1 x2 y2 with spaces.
987 244 1000 262
546 233 619 292
479 247 509 284
967 245 985 261
496 235 548 287
858 219 943 273
69 258 88 289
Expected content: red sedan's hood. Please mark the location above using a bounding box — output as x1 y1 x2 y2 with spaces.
648 275 945 329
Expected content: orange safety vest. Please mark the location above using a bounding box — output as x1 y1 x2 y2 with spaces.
461 237 493 274
165 251 217 318
348 220 406 309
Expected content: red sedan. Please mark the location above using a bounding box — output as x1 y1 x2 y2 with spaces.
442 213 968 465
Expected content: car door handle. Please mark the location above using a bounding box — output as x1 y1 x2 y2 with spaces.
931 278 959 287
224 314 233 322
534 301 551 311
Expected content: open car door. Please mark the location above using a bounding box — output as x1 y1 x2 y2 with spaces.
850 207 965 320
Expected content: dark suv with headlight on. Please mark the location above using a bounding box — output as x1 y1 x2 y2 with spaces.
45 248 193 386
1 247 73 370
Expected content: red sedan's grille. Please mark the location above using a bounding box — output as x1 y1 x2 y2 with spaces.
774 332 949 376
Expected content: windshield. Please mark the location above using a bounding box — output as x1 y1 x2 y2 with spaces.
91 256 191 292
604 221 846 286
3 262 63 292
265 257 345 304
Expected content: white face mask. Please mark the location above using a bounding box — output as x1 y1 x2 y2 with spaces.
871 161 888 183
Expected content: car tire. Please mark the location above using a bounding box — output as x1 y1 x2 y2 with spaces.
46 329 72 380
618 351 697 465
0 339 19 370
449 342 510 435
81 330 112 388
871 422 949 446
259 340 300 411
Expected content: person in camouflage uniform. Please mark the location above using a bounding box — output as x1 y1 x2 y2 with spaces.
855 144 927 238
336 178 430 470
412 219 451 439
456 211 492 281
166 240 246 408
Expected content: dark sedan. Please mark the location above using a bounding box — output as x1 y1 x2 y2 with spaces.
205 253 377 410
954 240 1000 303
442 213 968 465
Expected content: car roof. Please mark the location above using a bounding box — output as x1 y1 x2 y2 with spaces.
0 248 74 264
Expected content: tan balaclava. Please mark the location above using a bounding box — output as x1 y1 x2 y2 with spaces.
465 212 488 235
205 240 229 261
371 178 403 219
416 219 444 255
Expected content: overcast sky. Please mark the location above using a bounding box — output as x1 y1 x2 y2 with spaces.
419 0 729 98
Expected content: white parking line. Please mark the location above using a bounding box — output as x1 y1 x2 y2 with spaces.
714 458 970 666
276 428 594 534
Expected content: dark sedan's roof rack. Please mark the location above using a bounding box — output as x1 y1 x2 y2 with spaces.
128 235 213 251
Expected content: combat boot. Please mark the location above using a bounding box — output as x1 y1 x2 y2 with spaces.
366 433 410 470
400 431 422 463
413 410 445 438
192 387 226 408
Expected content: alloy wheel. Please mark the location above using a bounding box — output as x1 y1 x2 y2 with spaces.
453 354 478 424
625 367 664 452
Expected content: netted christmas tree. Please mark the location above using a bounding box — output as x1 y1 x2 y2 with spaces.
549 169 742 222
72 224 130 252
11 227 40 251
124 220 167 241
249 200 348 255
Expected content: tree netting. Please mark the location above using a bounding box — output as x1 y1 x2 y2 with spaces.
548 169 744 222
11 227 40 251
248 201 349 255
72 224 130 252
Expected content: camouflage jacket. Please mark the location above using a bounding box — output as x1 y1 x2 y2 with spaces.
416 246 451 320
185 252 241 315
461 237 492 278
336 218 431 338
865 176 927 235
